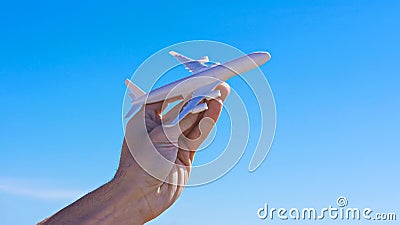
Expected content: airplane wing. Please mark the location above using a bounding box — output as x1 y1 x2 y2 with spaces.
169 51 209 73
165 81 221 127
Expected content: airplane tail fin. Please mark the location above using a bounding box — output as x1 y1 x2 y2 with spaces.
124 79 146 119
125 79 146 100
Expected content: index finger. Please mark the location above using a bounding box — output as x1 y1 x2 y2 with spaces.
184 83 230 156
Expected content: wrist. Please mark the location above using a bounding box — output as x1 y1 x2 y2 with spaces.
39 178 146 225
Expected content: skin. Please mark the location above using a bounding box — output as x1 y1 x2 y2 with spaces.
38 83 230 225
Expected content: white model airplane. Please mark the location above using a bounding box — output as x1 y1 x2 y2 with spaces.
124 50 271 126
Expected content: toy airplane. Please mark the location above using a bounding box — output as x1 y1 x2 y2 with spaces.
124 50 271 126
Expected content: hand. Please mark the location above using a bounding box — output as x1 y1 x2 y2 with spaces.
119 83 230 223
38 83 230 225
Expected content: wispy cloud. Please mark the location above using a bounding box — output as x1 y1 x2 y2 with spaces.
0 179 86 201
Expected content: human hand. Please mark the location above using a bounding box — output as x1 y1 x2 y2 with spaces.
38 83 230 225
116 83 230 223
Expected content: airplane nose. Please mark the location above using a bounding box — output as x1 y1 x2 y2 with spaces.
248 51 271 66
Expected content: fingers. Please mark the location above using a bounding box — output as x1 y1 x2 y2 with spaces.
182 83 230 162
152 95 200 142
150 82 230 147
186 82 230 140
143 97 184 131
163 113 199 142
145 95 183 115
161 95 192 124
144 101 163 116
149 110 200 144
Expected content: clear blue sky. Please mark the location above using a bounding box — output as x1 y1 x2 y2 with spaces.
0 0 399 224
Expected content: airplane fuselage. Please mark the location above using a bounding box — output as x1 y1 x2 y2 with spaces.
132 52 270 105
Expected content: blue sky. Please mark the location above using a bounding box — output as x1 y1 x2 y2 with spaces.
1 0 399 224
